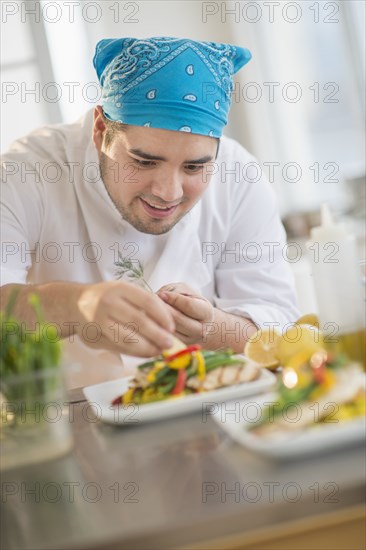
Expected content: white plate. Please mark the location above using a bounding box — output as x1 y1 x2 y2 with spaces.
82 368 276 425
212 392 366 459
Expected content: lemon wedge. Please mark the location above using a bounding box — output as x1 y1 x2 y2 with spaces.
244 328 281 370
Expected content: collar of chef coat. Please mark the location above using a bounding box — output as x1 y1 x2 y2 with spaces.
80 135 212 292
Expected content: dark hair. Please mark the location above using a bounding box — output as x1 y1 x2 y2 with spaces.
101 110 221 157
102 110 128 148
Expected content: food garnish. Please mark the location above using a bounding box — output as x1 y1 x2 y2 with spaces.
249 352 365 436
244 319 324 371
114 253 153 292
244 328 281 370
111 345 260 406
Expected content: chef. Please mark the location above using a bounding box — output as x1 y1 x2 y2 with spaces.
1 37 299 373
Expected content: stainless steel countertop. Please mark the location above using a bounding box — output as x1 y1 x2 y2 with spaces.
1 388 365 550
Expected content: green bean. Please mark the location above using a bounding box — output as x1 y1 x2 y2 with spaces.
137 359 157 370
186 365 196 378
148 367 178 388
204 354 235 368
184 354 245 379
159 377 178 394
205 357 246 372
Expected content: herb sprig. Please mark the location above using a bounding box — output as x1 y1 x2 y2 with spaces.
115 252 153 292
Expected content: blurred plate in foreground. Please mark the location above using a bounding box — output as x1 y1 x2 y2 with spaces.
212 391 366 459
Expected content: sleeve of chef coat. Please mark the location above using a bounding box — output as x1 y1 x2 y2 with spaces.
213 142 300 331
0 137 47 287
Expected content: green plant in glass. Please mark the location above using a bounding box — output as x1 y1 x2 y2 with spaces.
0 291 62 426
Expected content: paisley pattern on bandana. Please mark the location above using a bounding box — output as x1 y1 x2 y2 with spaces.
94 37 251 137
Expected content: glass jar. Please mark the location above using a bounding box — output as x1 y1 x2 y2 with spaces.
0 368 73 470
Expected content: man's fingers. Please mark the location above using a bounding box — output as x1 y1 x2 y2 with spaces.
125 286 175 332
174 331 191 345
162 301 201 339
84 330 161 357
76 281 176 356
107 300 174 351
158 282 197 295
158 290 208 321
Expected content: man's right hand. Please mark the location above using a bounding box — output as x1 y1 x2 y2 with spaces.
1 280 175 358
76 281 175 356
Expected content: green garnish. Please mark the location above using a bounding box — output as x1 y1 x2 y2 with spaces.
114 252 153 292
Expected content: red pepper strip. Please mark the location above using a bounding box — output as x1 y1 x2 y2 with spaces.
313 362 326 384
164 344 201 362
111 394 122 407
171 369 187 395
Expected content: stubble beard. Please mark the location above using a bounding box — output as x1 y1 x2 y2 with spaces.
99 153 188 235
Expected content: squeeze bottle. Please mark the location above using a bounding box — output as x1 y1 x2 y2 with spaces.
306 204 365 367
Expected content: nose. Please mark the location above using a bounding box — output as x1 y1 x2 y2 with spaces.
149 167 184 203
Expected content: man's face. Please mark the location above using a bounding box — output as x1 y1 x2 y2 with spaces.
94 119 218 235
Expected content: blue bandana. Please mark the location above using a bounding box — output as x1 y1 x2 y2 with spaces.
93 37 251 138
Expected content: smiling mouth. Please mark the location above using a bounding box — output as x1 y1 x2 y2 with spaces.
144 201 173 210
139 198 179 218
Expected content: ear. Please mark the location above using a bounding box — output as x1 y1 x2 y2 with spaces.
92 105 106 153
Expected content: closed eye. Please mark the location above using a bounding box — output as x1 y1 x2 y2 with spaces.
133 159 156 168
185 164 205 173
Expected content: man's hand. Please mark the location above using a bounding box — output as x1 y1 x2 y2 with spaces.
157 283 215 345
76 281 175 356
157 282 258 352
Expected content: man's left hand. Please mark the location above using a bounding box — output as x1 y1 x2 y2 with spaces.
157 283 214 345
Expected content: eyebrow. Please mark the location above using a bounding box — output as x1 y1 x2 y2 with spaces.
128 148 214 164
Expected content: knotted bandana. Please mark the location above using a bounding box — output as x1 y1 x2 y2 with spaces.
93 37 251 137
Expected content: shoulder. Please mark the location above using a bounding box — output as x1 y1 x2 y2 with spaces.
219 136 251 158
207 135 263 200
218 135 254 163
200 135 278 229
211 134 275 197
1 111 95 218
1 109 94 164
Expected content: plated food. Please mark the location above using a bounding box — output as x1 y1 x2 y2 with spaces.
243 319 365 429
250 352 365 437
111 341 261 407
211 351 365 458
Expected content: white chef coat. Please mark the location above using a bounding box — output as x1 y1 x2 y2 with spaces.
1 110 299 385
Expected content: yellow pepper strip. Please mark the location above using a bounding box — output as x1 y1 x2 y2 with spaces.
162 337 187 359
194 351 206 381
122 387 136 405
146 361 165 383
167 353 192 370
142 387 157 403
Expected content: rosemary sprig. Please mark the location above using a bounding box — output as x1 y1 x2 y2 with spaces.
115 252 153 292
